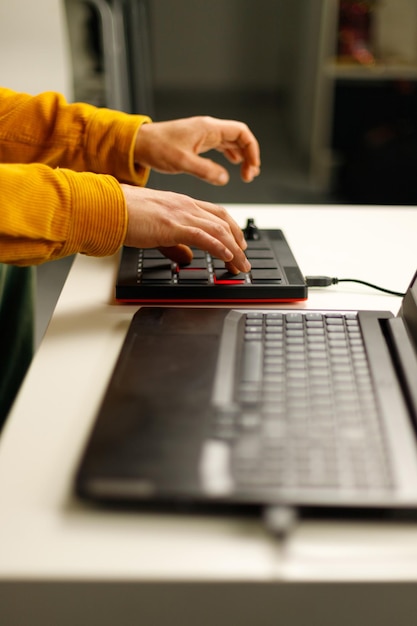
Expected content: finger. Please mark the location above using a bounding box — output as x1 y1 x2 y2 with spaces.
240 162 261 183
223 148 244 164
158 244 194 265
216 144 260 183
195 201 247 251
183 232 250 274
225 258 251 275
178 153 231 186
217 122 261 175
174 216 251 274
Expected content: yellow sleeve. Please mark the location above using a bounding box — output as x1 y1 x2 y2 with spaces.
0 164 127 266
0 88 152 266
0 87 151 184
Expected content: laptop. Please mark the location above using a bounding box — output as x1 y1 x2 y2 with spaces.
75 269 417 522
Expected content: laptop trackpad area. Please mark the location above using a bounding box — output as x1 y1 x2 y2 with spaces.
77 309 229 500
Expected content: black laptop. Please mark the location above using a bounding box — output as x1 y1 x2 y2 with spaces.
75 270 417 519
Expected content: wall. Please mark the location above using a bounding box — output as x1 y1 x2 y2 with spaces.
290 0 325 161
0 0 318 159
0 0 309 107
0 0 72 98
150 0 297 92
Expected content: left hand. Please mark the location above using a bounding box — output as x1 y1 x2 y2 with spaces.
134 116 261 186
122 184 250 274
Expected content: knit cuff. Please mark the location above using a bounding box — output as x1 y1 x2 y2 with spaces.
85 108 152 186
59 169 127 258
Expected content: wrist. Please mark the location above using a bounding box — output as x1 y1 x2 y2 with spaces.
134 120 153 171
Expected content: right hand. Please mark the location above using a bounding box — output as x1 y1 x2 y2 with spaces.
121 184 251 274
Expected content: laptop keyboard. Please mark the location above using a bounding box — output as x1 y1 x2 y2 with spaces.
212 311 393 492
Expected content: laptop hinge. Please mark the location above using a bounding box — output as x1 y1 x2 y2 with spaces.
382 316 417 430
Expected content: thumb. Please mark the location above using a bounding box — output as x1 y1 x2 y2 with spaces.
158 244 194 265
182 154 230 186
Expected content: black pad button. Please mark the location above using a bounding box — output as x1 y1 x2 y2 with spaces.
178 269 210 283
251 269 282 283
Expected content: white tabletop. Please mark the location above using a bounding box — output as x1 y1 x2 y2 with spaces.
2 205 417 624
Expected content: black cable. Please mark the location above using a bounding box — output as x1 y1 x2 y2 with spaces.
305 275 405 298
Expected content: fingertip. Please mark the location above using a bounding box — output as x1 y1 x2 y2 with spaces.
225 262 240 275
226 258 251 275
216 171 229 186
242 164 261 182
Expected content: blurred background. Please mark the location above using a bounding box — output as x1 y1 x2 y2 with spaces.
64 0 417 206
1 0 417 342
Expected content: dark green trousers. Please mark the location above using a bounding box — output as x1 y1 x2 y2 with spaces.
0 264 35 430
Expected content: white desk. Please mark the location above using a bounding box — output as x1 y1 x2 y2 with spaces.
2 205 417 624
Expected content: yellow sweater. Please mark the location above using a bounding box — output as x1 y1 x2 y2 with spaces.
0 88 151 265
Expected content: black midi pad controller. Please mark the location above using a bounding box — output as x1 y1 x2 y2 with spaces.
115 219 307 304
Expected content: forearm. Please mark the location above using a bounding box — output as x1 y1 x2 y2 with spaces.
0 88 151 184
0 164 127 266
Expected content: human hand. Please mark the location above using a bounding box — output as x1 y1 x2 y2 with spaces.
121 184 251 274
134 116 261 186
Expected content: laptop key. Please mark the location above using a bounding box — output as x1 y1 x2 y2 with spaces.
241 340 263 383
